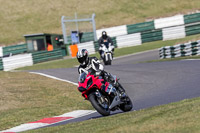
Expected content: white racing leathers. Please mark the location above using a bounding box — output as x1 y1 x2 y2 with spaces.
78 57 104 76
99 43 114 65
99 43 114 59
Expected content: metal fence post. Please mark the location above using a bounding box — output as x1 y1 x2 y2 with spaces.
61 16 68 44
92 13 97 41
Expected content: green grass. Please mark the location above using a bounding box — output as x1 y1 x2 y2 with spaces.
0 72 92 131
18 34 200 70
27 97 200 133
1 0 200 45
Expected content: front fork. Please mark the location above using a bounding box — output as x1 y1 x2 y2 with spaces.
108 74 125 94
95 90 109 109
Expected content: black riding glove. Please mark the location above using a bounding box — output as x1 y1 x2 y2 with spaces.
100 70 107 81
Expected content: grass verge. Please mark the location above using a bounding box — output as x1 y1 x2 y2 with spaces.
27 97 200 133
18 34 200 70
1 0 200 45
0 72 91 131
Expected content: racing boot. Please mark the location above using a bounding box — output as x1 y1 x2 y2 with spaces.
118 87 126 99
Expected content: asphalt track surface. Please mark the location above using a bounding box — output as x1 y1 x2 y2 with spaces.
30 49 200 128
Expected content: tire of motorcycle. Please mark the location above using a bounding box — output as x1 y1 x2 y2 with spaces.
89 92 110 116
104 60 111 65
104 61 108 65
119 95 133 112
103 58 106 65
108 60 112 65
117 83 133 112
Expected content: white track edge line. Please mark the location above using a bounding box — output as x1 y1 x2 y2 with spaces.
1 110 97 133
29 72 78 86
49 110 97 125
32 110 97 131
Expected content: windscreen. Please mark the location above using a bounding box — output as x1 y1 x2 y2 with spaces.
79 72 87 83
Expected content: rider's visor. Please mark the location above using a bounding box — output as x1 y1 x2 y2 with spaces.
78 56 85 64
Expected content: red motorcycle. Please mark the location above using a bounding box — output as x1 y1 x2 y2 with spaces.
78 72 133 116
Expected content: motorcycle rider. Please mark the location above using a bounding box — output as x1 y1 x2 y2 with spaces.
98 31 114 59
77 49 124 97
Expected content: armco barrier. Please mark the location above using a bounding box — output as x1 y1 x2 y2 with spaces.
0 47 3 57
162 25 186 40
154 15 184 29
3 44 27 56
159 40 200 59
2 12 200 62
185 23 200 36
127 21 155 34
184 12 200 24
65 12 200 48
96 25 127 39
32 49 63 64
0 59 3 70
77 41 95 55
116 33 141 48
141 29 163 43
2 53 33 71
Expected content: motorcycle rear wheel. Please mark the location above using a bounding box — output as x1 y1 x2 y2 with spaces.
119 95 133 112
89 92 110 116
117 83 133 112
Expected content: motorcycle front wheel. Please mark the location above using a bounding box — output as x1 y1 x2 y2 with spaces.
104 60 112 65
89 92 110 116
108 60 112 65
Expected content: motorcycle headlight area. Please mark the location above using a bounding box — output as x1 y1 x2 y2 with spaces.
78 87 86 92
